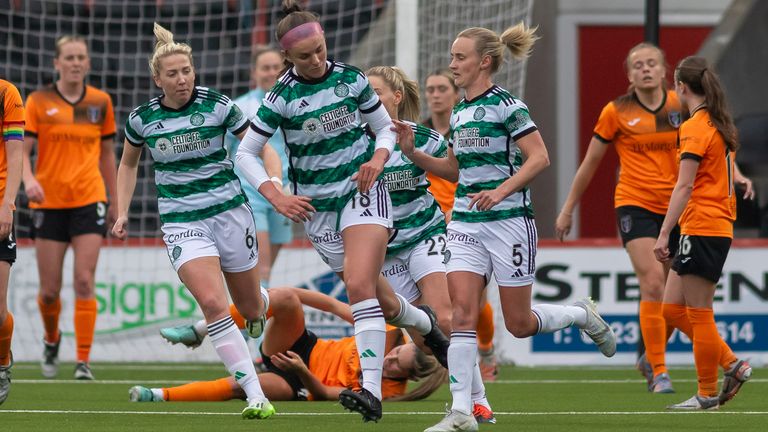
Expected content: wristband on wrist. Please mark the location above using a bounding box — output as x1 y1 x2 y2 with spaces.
270 176 283 186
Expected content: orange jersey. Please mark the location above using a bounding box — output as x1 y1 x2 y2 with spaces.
427 172 457 214
1 79 25 200
421 117 457 213
307 336 406 401
678 109 736 238
25 84 116 209
308 336 360 396
594 90 682 214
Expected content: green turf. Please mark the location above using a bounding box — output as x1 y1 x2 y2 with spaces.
1 363 764 431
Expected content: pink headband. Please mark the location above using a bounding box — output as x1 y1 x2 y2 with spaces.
279 22 324 50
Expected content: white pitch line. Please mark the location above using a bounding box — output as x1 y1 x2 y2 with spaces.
490 378 768 384
2 409 768 416
13 378 768 385
15 379 192 385
12 364 225 371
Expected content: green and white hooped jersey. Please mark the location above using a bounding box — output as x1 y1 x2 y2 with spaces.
250 61 381 213
124 87 250 224
378 121 447 255
450 85 537 223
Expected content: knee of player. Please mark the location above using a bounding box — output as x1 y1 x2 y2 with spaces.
451 306 477 330
640 278 666 301
38 291 61 304
72 276 95 297
195 294 230 317
344 275 376 298
267 287 299 312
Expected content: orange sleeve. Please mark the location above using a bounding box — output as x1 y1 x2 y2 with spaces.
3 84 25 125
102 94 117 138
679 121 708 159
593 102 618 143
24 93 38 135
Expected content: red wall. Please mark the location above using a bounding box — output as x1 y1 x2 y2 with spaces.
577 26 712 237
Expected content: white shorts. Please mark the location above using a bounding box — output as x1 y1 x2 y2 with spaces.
305 180 393 272
445 217 537 287
161 204 259 273
382 233 447 302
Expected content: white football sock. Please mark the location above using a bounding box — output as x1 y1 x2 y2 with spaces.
531 304 587 333
351 298 386 401
448 330 477 416
207 316 266 403
386 293 432 334
471 362 489 408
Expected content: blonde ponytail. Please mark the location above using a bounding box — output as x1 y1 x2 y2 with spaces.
149 22 194 76
500 22 538 60
458 21 539 74
366 66 421 122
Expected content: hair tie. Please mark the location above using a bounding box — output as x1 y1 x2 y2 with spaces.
700 68 708 77
279 22 324 50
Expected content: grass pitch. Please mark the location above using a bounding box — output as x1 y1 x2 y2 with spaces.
1 363 765 431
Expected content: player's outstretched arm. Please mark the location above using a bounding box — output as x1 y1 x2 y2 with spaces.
284 287 353 324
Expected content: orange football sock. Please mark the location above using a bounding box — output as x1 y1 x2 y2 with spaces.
639 300 667 376
477 302 495 353
0 312 13 367
229 304 246 329
663 302 736 370
229 300 273 330
687 307 721 398
163 378 236 401
74 298 98 363
37 295 61 344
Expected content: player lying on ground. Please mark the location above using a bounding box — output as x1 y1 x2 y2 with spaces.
131 287 446 403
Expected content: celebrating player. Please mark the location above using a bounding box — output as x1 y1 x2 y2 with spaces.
422 68 501 380
366 65 494 423
235 0 448 423
394 23 617 432
112 23 276 420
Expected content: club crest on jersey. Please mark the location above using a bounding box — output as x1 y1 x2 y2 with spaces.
668 111 682 128
190 113 205 126
87 105 102 123
172 245 182 261
225 105 245 128
620 214 632 234
302 118 322 136
334 83 350 97
33 211 44 229
359 85 374 103
155 137 172 154
473 107 486 121
96 202 107 218
400 152 411 164
508 108 530 131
